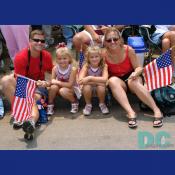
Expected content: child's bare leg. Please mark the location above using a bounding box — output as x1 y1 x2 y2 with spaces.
96 85 106 103
48 85 60 104
82 85 92 104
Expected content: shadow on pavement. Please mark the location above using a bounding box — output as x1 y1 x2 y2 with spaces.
17 115 55 149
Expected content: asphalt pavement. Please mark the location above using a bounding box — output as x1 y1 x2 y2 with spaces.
0 96 175 150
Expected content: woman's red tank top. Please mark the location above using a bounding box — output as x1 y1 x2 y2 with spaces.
105 46 134 77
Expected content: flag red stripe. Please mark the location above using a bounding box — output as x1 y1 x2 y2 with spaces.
154 61 160 89
163 67 166 87
18 102 28 122
17 99 25 122
152 60 157 89
151 61 156 89
158 67 162 89
144 65 150 91
167 65 172 85
13 97 21 119
147 63 153 91
165 67 168 85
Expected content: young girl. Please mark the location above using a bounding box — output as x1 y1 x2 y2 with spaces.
47 43 79 114
78 45 109 116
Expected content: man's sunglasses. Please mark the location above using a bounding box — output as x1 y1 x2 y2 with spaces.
106 37 119 43
32 38 45 43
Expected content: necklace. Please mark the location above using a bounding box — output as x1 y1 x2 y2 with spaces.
107 48 125 63
107 51 118 59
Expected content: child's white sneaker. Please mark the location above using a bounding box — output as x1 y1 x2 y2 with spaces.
83 104 92 116
70 102 79 114
99 103 109 114
47 104 54 115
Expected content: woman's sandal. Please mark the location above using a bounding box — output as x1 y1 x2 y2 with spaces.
153 117 163 128
128 118 138 128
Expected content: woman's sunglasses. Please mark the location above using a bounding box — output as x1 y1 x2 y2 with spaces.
32 38 45 43
106 37 119 43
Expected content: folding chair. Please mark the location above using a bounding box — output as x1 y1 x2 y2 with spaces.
139 26 162 65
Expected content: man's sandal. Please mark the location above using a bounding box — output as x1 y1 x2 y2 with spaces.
128 118 138 128
153 118 163 128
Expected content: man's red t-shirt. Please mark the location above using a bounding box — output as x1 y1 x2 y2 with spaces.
14 48 53 80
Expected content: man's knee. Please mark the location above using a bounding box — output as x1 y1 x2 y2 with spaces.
165 31 175 41
34 93 42 101
1 74 15 91
1 75 11 87
73 33 82 45
170 31 175 37
162 38 170 45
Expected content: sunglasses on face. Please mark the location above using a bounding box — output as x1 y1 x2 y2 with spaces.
106 37 119 43
32 38 45 43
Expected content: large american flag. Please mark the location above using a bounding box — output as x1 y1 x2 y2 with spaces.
12 75 36 122
144 49 173 91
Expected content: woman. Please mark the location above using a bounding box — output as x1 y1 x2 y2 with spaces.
102 27 162 128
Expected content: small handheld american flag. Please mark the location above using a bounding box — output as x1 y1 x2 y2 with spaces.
144 49 173 91
79 50 84 70
12 75 36 122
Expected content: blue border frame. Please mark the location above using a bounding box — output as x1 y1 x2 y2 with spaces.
0 151 175 175
1 0 175 174
0 0 174 24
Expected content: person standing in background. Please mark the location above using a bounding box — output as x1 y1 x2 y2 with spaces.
0 25 29 62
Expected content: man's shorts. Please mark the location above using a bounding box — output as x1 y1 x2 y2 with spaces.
82 30 104 47
151 31 167 45
35 87 48 101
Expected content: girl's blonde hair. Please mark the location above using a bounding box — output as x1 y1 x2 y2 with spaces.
84 45 105 69
56 47 74 64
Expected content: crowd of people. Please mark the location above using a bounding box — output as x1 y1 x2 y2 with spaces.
0 25 175 140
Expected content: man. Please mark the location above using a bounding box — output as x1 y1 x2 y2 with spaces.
0 29 53 137
151 25 175 53
73 25 110 52
62 25 83 49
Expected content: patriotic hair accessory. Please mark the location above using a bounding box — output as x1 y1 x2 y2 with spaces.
55 42 66 49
